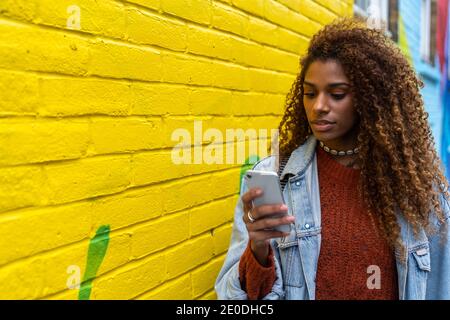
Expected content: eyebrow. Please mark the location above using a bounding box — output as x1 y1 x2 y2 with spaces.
303 81 351 88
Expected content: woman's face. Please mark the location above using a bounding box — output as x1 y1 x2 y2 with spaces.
303 59 359 149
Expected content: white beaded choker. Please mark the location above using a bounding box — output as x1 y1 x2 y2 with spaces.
319 141 359 156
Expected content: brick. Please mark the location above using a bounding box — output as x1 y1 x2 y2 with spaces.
232 0 265 17
197 289 217 300
0 119 90 166
39 77 131 116
162 53 214 87
235 40 266 69
276 27 309 54
0 70 39 115
0 241 86 299
249 68 295 94
131 211 190 259
46 289 78 300
212 224 233 255
314 0 349 16
161 0 212 25
248 17 278 48
165 234 214 279
92 254 166 299
162 174 218 214
0 0 36 21
89 39 162 81
6 231 132 298
130 83 190 115
298 0 338 24
211 61 250 90
90 117 162 154
137 274 193 299
95 232 132 278
231 92 285 115
123 0 160 11
263 0 314 36
91 185 163 232
163 116 281 153
0 201 91 266
189 87 232 115
264 0 291 26
187 25 233 61
160 169 242 215
0 166 47 213
37 0 127 39
191 257 224 297
44 155 132 204
190 196 236 236
276 0 301 12
0 231 132 298
0 20 90 75
215 0 232 4
126 7 187 52
263 46 299 73
131 150 234 187
132 151 180 186
211 2 249 37
50 232 130 298
208 169 241 199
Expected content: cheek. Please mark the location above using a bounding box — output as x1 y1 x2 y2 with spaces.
343 106 357 120
336 101 357 127
302 101 313 117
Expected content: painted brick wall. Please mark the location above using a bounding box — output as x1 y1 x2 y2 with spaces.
0 0 353 299
399 0 443 154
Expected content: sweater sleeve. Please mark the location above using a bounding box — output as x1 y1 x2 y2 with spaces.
238 241 277 300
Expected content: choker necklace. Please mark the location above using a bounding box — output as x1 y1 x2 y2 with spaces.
319 141 359 156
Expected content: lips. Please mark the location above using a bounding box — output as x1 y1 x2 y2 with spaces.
312 120 335 125
311 121 335 132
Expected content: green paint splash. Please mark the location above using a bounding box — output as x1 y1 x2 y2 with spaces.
239 155 260 193
78 225 110 300
398 15 413 67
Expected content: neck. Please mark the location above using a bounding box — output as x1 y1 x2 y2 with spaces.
321 137 357 152
319 126 359 151
317 139 360 169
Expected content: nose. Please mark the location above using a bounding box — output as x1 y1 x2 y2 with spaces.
313 92 330 113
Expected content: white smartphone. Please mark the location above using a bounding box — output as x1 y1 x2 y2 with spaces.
244 170 292 233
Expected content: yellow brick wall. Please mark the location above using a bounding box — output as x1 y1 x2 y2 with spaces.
0 0 353 299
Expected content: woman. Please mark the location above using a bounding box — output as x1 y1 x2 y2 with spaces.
215 18 450 300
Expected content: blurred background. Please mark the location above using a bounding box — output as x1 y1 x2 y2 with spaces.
0 0 448 300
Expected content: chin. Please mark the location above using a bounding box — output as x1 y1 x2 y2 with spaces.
312 132 336 141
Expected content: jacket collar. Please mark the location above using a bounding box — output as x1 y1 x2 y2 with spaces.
280 135 318 181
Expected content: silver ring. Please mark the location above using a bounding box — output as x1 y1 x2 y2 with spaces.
247 209 256 223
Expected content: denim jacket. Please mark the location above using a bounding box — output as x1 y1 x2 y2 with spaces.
215 135 450 300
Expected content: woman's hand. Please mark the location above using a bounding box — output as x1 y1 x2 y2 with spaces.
241 188 295 266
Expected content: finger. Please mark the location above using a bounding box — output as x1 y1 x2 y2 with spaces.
248 215 295 232
252 203 288 220
241 188 263 209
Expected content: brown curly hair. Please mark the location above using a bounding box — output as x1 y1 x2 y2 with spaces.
278 17 450 257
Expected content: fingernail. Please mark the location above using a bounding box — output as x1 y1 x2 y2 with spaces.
280 204 288 210
255 189 262 195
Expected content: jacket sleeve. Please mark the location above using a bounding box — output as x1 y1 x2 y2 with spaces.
214 167 285 300
426 191 450 299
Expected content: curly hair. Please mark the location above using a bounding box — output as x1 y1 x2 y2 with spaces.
278 17 450 257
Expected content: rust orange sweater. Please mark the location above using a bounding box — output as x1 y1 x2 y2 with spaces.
239 145 398 300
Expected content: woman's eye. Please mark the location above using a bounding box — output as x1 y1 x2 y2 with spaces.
303 93 315 98
331 93 346 100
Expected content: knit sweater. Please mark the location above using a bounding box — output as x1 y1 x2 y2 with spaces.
239 145 398 300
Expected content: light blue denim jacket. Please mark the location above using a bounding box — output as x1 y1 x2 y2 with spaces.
215 135 450 300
